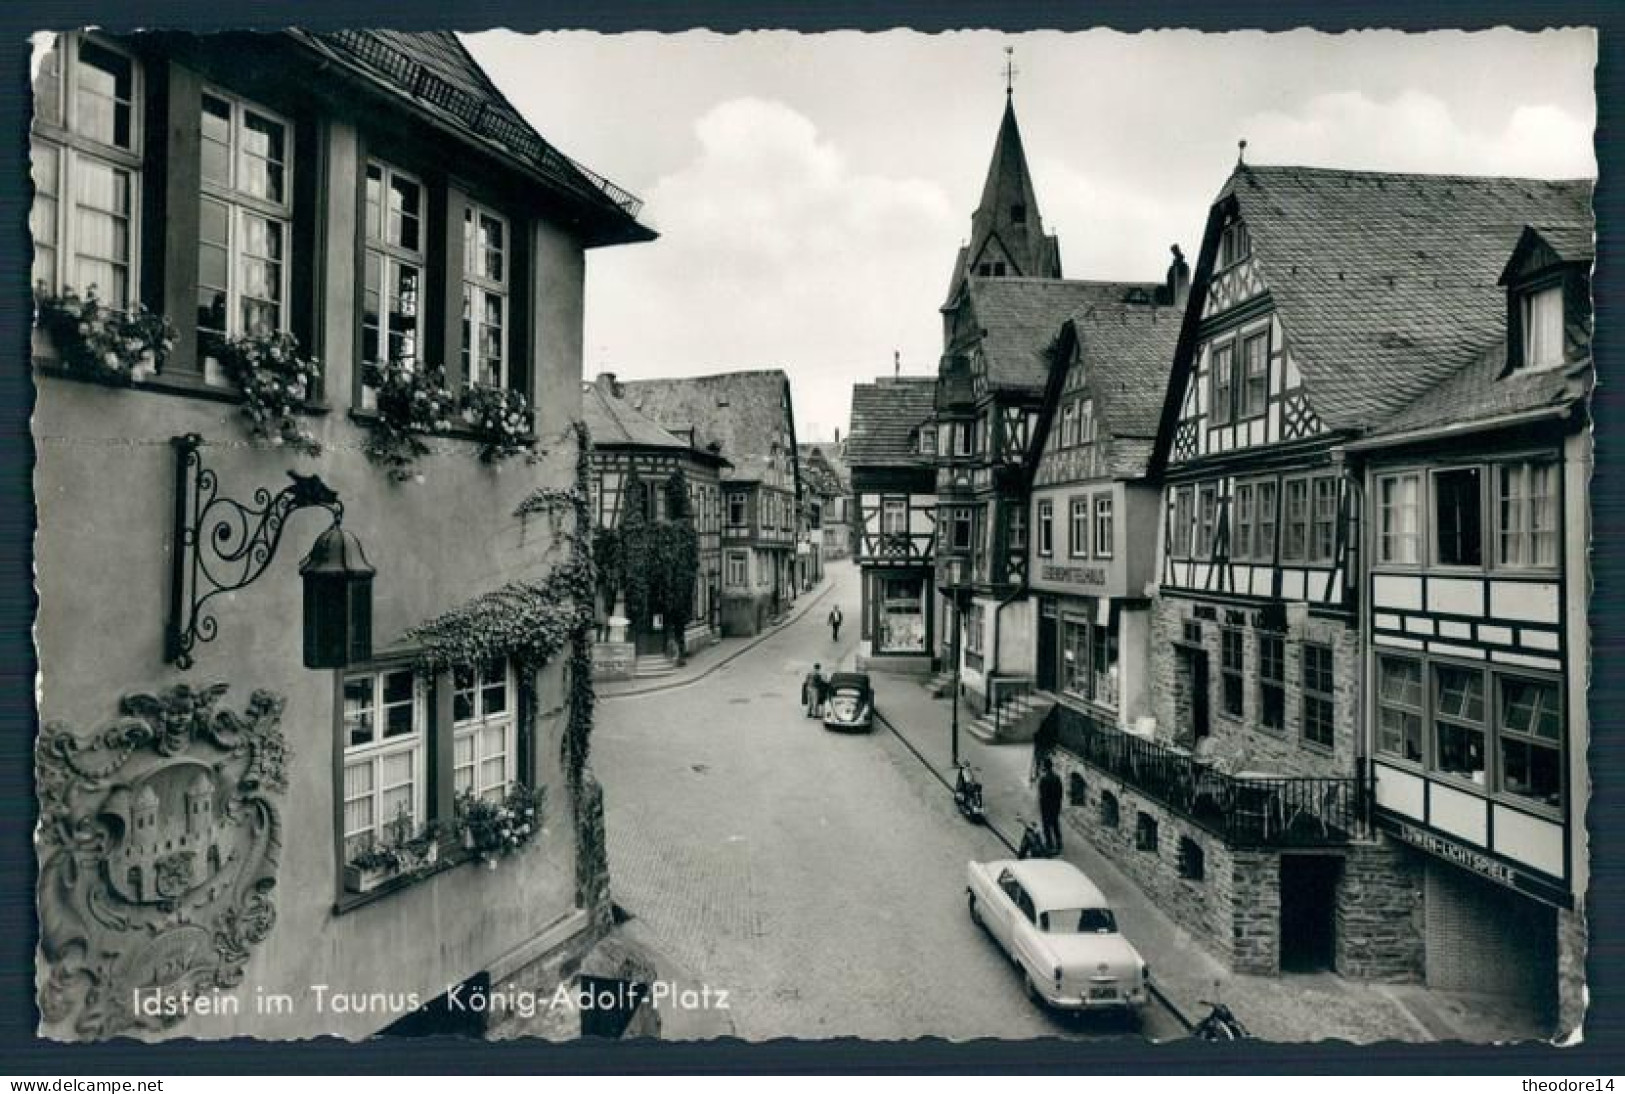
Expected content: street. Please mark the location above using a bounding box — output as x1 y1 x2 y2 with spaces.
594 560 1185 1041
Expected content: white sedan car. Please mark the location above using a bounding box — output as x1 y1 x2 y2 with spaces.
966 858 1150 1011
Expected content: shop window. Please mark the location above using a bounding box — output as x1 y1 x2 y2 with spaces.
1100 791 1119 829
1177 837 1205 881
878 575 926 654
1302 643 1335 749
1434 467 1483 567
1135 811 1159 853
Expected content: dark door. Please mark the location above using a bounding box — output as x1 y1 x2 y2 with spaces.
1037 607 1057 691
1191 651 1210 742
1280 854 1342 972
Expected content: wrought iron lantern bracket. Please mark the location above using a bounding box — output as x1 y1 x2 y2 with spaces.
165 433 345 669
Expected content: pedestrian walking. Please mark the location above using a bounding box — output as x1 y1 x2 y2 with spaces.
828 605 843 642
1030 706 1058 783
1038 758 1064 853
803 663 826 718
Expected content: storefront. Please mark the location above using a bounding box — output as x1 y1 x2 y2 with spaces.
876 572 929 654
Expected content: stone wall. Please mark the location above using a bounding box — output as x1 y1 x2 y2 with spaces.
592 641 635 681
1229 849 1281 974
1335 838 1425 982
1149 596 1358 780
1556 903 1589 1041
721 592 771 636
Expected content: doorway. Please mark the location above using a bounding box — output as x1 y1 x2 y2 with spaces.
1037 601 1057 691
1279 854 1342 973
1175 645 1210 746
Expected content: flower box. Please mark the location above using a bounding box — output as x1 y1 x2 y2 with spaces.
343 861 397 894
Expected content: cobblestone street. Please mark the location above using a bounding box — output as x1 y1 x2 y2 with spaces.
595 561 1184 1041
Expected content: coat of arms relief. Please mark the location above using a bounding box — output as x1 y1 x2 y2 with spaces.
35 683 290 1040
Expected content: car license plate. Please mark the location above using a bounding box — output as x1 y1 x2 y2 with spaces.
1089 986 1117 1000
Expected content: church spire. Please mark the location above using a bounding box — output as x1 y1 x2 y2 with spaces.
944 73 1062 306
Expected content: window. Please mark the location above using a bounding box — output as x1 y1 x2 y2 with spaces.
964 603 986 659
1376 655 1424 763
1038 501 1054 557
879 575 926 653
1170 487 1193 558
881 497 907 537
919 425 936 455
1011 203 1026 224
362 162 423 371
1177 837 1205 881
1135 811 1159 853
1311 477 1338 562
1378 473 1421 564
1195 485 1217 559
1434 664 1487 784
950 507 973 551
1221 627 1244 718
1500 676 1561 808
1220 218 1250 267
1521 285 1564 370
1240 330 1269 418
453 660 515 803
1094 496 1114 559
1434 467 1483 567
1091 620 1119 709
1007 506 1027 552
1068 772 1087 806
1210 342 1235 426
1061 402 1077 447
1233 484 1255 561
1302 643 1335 749
953 421 973 457
461 202 508 389
1254 481 1277 564
1069 498 1089 558
1258 632 1285 731
1100 792 1120 828
1498 461 1558 568
1060 614 1119 710
1078 400 1095 444
727 494 747 527
342 668 424 861
31 35 142 309
725 551 747 588
197 89 291 366
1062 618 1090 697
1282 479 1309 562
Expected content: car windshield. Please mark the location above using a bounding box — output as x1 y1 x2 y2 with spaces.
1041 907 1117 934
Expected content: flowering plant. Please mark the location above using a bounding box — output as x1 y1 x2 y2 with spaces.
34 285 176 385
460 383 535 465
455 783 545 864
216 330 322 456
361 360 457 482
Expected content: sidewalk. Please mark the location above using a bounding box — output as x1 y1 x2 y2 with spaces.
596 578 837 701
866 668 1551 1044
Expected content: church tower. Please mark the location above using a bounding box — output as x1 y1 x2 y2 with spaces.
942 79 1063 314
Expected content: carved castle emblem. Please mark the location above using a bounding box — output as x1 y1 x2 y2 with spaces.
35 683 290 1040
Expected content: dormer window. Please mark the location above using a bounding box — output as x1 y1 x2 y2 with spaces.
1011 204 1026 224
1520 285 1564 371
1219 217 1250 268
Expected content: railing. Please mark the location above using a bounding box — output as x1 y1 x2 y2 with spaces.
1048 705 1367 848
988 675 1034 739
323 31 645 220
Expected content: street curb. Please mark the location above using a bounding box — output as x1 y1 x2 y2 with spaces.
597 579 839 702
873 704 1198 1036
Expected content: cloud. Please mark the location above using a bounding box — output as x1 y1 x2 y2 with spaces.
1237 89 1595 179
585 97 957 440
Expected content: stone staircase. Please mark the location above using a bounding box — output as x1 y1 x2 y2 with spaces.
923 671 956 699
966 690 1055 744
631 653 678 679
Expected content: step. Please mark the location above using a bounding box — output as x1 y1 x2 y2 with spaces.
965 718 1000 744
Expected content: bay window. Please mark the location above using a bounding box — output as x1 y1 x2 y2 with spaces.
453 660 516 803
461 202 508 389
197 89 291 367
881 497 907 537
31 35 142 309
342 668 424 860
950 507 973 552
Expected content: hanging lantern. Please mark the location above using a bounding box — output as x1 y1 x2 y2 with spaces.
299 524 375 669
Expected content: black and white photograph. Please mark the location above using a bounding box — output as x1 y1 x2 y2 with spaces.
17 12 1609 1063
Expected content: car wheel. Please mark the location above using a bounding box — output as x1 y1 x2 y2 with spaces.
967 892 982 927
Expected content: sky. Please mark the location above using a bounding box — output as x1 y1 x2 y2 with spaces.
462 29 1596 444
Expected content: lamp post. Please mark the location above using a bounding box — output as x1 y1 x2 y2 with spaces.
947 556 967 769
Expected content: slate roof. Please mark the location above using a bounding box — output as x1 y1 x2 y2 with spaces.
618 371 795 485
971 278 1164 394
1368 342 1590 440
1069 301 1184 439
582 377 697 451
294 31 653 246
1499 223 1596 284
1218 165 1593 431
846 378 938 468
798 441 850 487
797 444 848 497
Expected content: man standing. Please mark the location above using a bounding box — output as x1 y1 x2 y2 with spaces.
828 605 843 642
803 663 826 718
1038 758 1064 854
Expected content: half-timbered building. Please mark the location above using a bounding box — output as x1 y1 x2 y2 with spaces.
847 377 938 673
1347 218 1592 1034
583 372 727 677
619 370 803 636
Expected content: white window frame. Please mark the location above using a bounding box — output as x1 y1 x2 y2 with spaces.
725 550 748 588
881 496 907 537
1521 284 1564 371
727 493 747 528
31 33 144 310
453 660 517 803
1496 460 1559 571
462 200 510 390
362 159 426 374
1377 471 1422 566
1069 497 1089 559
197 86 294 373
1094 494 1114 559
341 667 427 862
1037 500 1054 557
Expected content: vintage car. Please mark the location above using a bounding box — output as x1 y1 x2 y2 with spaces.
822 671 874 731
965 858 1149 1011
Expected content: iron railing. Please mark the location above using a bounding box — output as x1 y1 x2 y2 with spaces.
323 31 645 220
1048 704 1368 848
988 675 1035 739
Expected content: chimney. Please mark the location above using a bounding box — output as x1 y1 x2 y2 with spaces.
894 350 901 380
1166 244 1191 309
596 371 623 398
835 427 841 444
